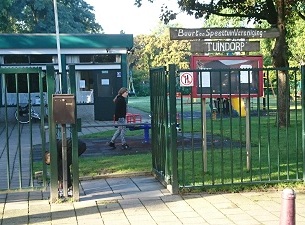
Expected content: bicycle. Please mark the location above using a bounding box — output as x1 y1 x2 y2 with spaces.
15 96 48 124
15 102 41 124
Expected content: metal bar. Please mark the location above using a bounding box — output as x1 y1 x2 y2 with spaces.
39 70 48 188
301 65 305 181
27 73 33 187
168 64 178 194
246 98 251 171
15 73 22 188
266 70 272 180
4 74 11 189
61 124 68 197
69 65 80 201
46 65 58 203
202 99 207 173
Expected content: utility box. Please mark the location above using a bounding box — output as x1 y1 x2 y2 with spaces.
52 94 76 124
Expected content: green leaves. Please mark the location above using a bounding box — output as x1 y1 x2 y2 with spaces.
0 0 102 33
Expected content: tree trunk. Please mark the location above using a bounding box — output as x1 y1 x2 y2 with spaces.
272 1 290 127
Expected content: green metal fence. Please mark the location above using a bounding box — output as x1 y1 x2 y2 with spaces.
0 67 49 192
0 65 86 201
150 64 305 191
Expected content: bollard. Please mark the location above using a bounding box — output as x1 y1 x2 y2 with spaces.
279 188 296 225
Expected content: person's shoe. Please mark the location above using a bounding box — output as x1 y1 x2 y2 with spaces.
108 141 116 149
121 143 131 150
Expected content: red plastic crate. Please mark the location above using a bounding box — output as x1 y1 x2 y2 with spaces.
126 113 142 123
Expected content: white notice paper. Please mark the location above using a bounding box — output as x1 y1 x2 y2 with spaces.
101 79 109 85
240 65 252 83
199 72 211 87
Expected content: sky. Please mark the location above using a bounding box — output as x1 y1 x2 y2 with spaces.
85 0 204 35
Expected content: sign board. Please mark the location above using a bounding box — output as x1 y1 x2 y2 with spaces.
191 55 264 98
170 27 280 40
180 72 194 87
191 41 260 53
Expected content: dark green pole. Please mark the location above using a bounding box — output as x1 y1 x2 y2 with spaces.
46 65 58 203
69 65 80 201
169 64 178 194
301 65 305 182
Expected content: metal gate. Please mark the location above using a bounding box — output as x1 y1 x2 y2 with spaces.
150 66 178 193
150 64 305 191
0 67 49 192
0 65 80 202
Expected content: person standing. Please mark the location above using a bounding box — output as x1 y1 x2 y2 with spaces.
108 87 130 150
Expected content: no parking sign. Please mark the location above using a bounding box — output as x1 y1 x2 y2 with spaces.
179 72 194 87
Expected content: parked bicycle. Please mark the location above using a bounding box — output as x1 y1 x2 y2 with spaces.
15 96 48 124
15 102 41 124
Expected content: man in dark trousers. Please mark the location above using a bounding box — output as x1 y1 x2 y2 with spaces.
45 138 86 197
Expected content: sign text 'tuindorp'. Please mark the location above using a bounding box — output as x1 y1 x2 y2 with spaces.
191 41 260 53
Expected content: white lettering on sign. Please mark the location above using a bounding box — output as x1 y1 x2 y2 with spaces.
180 72 194 87
177 28 264 39
206 41 245 52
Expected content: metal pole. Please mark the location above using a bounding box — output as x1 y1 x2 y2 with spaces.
61 124 68 197
53 0 62 91
246 98 251 170
202 98 207 172
301 65 305 182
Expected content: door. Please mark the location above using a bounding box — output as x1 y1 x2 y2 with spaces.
94 70 122 121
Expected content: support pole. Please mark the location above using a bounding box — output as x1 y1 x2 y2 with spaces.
143 124 150 143
280 188 296 225
202 98 207 172
61 124 68 197
53 0 62 91
245 98 251 170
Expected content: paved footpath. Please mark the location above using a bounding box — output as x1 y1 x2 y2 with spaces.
1 175 305 225
1 108 305 224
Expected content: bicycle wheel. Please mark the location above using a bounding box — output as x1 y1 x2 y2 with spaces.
15 110 30 124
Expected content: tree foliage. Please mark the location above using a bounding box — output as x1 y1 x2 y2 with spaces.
135 0 304 127
133 24 191 72
0 0 102 33
130 24 191 95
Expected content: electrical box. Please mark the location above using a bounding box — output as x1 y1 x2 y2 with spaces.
52 94 76 124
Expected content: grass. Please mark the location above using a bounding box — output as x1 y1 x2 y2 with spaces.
33 95 305 192
78 154 152 176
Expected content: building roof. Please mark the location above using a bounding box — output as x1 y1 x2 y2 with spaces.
0 33 133 49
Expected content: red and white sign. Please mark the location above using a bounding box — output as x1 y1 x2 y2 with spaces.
180 72 194 87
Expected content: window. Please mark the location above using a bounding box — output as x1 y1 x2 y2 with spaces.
4 55 29 64
5 73 47 93
79 54 117 63
80 71 94 90
30 55 53 63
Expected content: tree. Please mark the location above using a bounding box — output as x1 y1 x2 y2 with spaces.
130 24 191 95
133 23 191 72
287 15 305 66
0 0 102 33
135 0 303 127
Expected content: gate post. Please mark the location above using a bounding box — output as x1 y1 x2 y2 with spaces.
46 65 59 203
69 65 80 201
301 65 305 181
168 64 178 194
